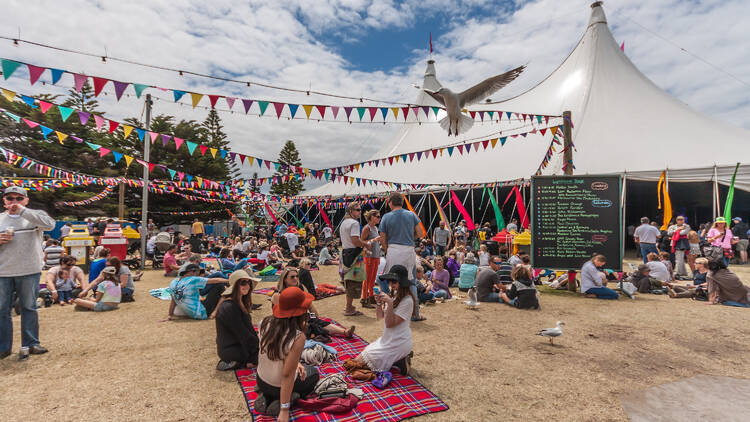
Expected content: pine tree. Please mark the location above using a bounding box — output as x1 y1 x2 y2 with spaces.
269 140 303 197
61 81 100 113
202 108 238 178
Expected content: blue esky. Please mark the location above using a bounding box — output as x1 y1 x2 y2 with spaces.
0 0 748 192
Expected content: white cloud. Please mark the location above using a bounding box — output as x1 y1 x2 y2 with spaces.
0 0 748 194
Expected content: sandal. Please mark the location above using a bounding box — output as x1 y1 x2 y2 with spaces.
346 325 356 338
411 316 426 322
344 310 364 316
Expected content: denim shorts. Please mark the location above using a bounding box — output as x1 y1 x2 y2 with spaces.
94 302 118 312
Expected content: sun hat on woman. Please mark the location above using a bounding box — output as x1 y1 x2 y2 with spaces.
714 217 727 224
273 286 314 318
224 269 261 295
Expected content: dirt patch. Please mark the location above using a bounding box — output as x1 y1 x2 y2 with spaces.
1 259 749 421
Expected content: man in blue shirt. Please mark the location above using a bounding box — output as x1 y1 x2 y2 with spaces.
167 264 228 320
379 192 425 321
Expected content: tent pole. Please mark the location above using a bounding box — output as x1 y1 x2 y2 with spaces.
470 187 475 227
427 192 432 235
448 188 453 225
622 173 627 265
712 165 718 219
563 110 573 175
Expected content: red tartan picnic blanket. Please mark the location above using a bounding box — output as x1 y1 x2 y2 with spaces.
235 319 449 421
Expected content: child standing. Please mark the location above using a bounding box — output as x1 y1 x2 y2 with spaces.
478 244 490 267
55 268 76 305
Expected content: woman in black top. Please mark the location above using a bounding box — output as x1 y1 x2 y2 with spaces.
215 270 261 371
296 259 317 297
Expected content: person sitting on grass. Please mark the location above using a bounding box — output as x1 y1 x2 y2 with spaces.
163 244 181 277
73 266 120 312
476 257 505 303
271 267 354 342
79 257 135 301
215 270 261 371
646 252 671 284
317 244 338 266
353 265 415 378
502 265 540 309
430 257 452 300
668 257 709 299
166 264 229 320
458 254 478 292
627 264 665 294
580 255 619 299
45 256 85 302
254 287 320 419
415 266 436 304
659 251 674 281
89 247 110 282
706 260 750 307
53 268 76 306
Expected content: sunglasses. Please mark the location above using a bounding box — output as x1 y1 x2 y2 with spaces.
4 196 25 202
288 275 299 279
238 280 251 286
492 261 502 265
352 209 362 212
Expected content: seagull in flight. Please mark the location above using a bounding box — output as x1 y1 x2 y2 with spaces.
424 65 525 136
537 321 564 345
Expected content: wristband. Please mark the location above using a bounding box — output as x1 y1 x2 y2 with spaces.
280 402 291 409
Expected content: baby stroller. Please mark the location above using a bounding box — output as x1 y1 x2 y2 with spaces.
151 232 173 269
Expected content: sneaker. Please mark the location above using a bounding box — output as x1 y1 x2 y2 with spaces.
0 350 11 359
30 345 48 355
18 347 29 361
216 360 238 371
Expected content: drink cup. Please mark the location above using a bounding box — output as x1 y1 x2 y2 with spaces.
4 228 13 240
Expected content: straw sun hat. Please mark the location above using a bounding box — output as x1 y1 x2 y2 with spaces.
223 269 261 295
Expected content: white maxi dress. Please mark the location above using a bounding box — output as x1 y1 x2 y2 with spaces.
358 296 414 372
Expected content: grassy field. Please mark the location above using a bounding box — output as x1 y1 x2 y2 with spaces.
1 260 749 421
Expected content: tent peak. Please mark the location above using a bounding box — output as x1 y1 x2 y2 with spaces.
588 1 607 27
422 59 441 91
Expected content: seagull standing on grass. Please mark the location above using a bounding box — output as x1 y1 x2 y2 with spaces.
537 321 564 345
424 65 525 136
465 287 479 309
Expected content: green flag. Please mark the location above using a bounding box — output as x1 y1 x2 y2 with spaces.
723 163 740 223
486 187 505 230
284 207 303 228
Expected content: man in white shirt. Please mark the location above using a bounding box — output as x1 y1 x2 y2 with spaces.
283 231 299 252
322 226 333 244
633 217 661 263
339 203 369 316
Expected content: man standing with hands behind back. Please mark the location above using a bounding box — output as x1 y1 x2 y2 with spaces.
0 186 56 360
379 192 426 321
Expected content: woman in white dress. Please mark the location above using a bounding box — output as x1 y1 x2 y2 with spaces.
355 264 415 375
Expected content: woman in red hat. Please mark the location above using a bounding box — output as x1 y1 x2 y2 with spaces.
255 286 319 420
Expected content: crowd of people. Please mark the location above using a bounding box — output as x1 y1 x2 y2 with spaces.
2 183 749 420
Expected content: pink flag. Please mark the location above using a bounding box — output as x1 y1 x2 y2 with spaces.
317 202 332 228
451 190 475 231
620 41 625 51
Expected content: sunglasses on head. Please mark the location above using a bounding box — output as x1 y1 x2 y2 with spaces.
4 196 25 202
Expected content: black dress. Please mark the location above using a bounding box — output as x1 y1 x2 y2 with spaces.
215 300 259 366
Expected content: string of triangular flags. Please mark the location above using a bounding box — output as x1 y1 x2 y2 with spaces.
134 209 230 216
0 177 78 190
55 185 116 207
0 145 249 203
2 86 563 189
1 57 560 124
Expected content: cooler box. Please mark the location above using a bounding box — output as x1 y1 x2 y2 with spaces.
100 223 128 260
62 225 95 272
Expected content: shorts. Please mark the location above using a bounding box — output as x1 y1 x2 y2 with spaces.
343 280 363 299
94 302 118 312
736 239 749 252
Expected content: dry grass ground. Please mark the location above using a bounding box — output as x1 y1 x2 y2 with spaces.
2 260 750 421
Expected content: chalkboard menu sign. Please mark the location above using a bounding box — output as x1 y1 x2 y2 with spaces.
531 175 622 270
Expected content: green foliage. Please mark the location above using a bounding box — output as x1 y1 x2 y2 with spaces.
0 86 238 223
269 140 303 197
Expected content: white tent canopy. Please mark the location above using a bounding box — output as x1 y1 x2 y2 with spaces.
304 2 750 197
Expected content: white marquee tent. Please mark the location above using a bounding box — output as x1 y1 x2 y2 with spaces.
303 2 750 197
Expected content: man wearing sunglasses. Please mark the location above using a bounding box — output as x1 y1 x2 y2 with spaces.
0 186 56 360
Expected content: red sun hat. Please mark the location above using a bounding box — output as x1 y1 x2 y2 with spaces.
273 286 314 318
